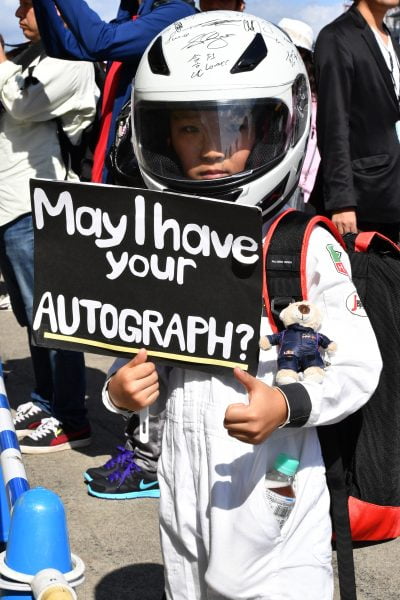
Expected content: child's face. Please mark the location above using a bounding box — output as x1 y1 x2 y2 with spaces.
170 109 255 180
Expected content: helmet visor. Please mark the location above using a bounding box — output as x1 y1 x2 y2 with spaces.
133 99 291 185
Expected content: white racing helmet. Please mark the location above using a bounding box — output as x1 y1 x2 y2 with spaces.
132 11 310 219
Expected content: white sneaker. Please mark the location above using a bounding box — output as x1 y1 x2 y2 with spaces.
19 417 91 454
13 401 51 439
0 294 11 311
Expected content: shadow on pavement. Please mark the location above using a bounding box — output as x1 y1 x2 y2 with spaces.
95 562 164 600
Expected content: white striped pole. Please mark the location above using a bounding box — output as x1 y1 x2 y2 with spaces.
0 363 82 599
0 362 29 512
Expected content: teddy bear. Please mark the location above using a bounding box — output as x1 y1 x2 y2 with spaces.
260 300 337 385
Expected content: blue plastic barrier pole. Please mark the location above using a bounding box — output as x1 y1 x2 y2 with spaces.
0 362 30 513
0 362 31 598
0 367 11 543
0 467 10 545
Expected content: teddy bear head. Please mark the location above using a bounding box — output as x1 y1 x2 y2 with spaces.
279 301 322 330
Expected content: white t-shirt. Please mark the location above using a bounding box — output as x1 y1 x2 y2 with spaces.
0 54 98 227
371 27 400 101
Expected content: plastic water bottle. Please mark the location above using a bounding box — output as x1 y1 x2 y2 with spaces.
265 453 300 529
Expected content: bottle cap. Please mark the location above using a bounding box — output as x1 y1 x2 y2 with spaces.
273 453 299 477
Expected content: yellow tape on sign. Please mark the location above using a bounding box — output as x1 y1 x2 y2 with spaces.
43 332 249 371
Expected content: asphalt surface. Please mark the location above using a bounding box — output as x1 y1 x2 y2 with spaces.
0 296 399 600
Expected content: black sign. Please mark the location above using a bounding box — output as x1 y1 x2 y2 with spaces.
31 180 263 375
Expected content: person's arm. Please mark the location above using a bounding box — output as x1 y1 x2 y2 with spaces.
107 348 161 412
314 27 357 232
225 226 382 444
331 208 357 235
293 226 381 426
33 0 195 62
0 55 96 125
223 371 289 444
32 0 95 60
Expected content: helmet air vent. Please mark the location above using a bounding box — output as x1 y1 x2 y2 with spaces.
230 33 268 74
148 36 170 76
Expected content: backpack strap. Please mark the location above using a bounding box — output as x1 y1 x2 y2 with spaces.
264 209 357 600
352 231 400 254
318 426 358 600
263 209 344 332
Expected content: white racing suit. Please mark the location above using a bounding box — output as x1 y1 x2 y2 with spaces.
105 223 382 600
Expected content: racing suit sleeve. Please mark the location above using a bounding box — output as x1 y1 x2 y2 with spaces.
277 226 382 427
32 0 195 61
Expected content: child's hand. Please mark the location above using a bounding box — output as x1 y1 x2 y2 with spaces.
108 348 160 412
224 368 288 444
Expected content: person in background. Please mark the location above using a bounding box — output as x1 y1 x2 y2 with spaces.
0 0 98 453
278 18 318 210
31 0 196 499
310 0 400 242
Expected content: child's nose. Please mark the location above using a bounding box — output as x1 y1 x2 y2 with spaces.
201 133 225 161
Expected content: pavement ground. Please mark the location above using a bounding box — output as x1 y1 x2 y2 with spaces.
0 302 399 600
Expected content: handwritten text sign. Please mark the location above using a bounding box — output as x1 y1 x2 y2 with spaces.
31 180 263 374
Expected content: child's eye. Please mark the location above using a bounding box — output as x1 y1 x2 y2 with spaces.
181 125 199 134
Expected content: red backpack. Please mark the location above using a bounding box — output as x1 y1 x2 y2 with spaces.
264 209 400 600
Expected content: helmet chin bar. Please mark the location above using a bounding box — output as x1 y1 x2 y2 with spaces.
158 168 252 197
258 174 291 220
167 185 243 203
161 173 293 223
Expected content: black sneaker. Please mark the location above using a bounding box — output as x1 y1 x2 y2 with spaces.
19 417 91 454
13 401 51 439
87 458 160 500
84 446 135 482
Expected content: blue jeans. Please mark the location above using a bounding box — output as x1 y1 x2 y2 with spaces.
0 214 88 429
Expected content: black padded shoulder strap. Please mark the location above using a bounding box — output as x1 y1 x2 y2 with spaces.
263 209 344 331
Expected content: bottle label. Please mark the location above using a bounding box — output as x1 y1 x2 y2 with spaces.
265 489 295 529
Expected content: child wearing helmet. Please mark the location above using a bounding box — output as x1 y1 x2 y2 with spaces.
169 107 256 179
103 11 381 600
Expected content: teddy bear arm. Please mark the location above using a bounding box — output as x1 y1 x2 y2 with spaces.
327 341 337 354
259 333 282 352
318 333 334 349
